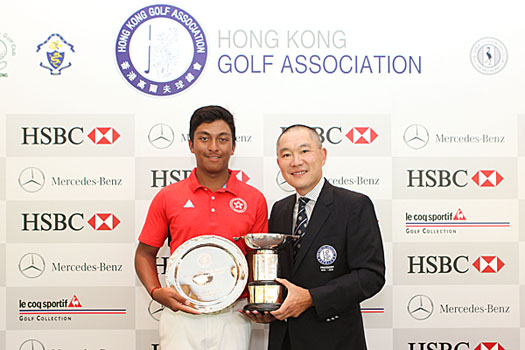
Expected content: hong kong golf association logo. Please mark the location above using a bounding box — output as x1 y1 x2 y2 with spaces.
115 4 207 96
470 37 507 75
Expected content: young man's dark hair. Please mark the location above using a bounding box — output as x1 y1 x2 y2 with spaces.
189 105 236 142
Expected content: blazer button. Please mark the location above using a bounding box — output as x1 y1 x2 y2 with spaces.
326 318 331 322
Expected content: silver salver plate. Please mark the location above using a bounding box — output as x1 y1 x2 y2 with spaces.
166 235 248 313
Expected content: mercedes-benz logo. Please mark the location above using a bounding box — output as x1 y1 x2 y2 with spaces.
19 339 46 350
148 299 165 321
276 171 294 192
148 123 175 149
18 253 46 278
18 167 45 193
407 294 434 320
403 124 429 149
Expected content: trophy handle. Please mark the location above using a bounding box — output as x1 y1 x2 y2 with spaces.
233 234 299 241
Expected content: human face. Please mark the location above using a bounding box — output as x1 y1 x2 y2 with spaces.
189 120 236 176
277 127 326 196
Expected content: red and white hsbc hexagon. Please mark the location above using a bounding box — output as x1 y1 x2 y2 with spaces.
87 128 121 145
262 114 391 157
88 213 121 231
471 170 504 187
472 256 505 273
474 343 505 350
346 127 379 144
6 115 134 157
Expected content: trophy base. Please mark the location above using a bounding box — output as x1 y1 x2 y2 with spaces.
243 303 282 312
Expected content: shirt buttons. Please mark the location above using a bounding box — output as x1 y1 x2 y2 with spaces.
211 196 215 200
211 208 215 213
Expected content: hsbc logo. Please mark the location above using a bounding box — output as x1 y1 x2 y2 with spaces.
231 170 250 183
474 343 505 350
408 255 505 274
87 213 121 231
471 170 503 187
279 126 379 145
408 342 469 350
87 127 120 144
408 342 505 350
472 256 505 273
346 127 378 144
151 169 193 188
407 169 503 188
22 212 121 231
156 255 169 275
150 169 250 188
21 126 120 145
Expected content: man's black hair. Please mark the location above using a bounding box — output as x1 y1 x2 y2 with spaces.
189 105 236 142
276 124 322 150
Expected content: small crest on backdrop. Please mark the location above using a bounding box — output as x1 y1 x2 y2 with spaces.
37 33 75 75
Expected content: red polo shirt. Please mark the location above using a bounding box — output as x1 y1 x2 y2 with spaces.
139 168 268 254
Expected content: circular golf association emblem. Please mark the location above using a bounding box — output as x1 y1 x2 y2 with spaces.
470 37 507 75
317 245 337 265
115 4 207 96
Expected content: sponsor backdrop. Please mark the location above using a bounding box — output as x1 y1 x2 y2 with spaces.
1 0 524 349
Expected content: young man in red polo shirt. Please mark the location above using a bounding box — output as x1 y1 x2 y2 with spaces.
135 105 268 349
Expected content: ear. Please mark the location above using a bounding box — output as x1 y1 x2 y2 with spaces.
231 141 236 155
321 148 327 166
189 139 195 154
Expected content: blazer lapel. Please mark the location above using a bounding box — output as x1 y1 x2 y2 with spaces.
275 194 295 234
293 181 333 274
271 195 296 278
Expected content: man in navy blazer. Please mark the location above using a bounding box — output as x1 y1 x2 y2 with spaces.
245 124 385 349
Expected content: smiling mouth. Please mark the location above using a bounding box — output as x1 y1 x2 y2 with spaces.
292 170 307 175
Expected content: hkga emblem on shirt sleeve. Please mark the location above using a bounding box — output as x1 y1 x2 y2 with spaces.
230 198 247 213
317 245 337 266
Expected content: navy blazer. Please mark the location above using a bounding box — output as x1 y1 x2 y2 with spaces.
268 180 385 350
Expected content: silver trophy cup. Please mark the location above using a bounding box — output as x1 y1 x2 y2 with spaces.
235 233 295 312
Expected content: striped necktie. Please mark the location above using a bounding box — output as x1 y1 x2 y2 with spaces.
293 197 310 258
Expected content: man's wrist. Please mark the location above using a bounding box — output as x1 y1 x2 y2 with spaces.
150 286 161 299
306 289 314 307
